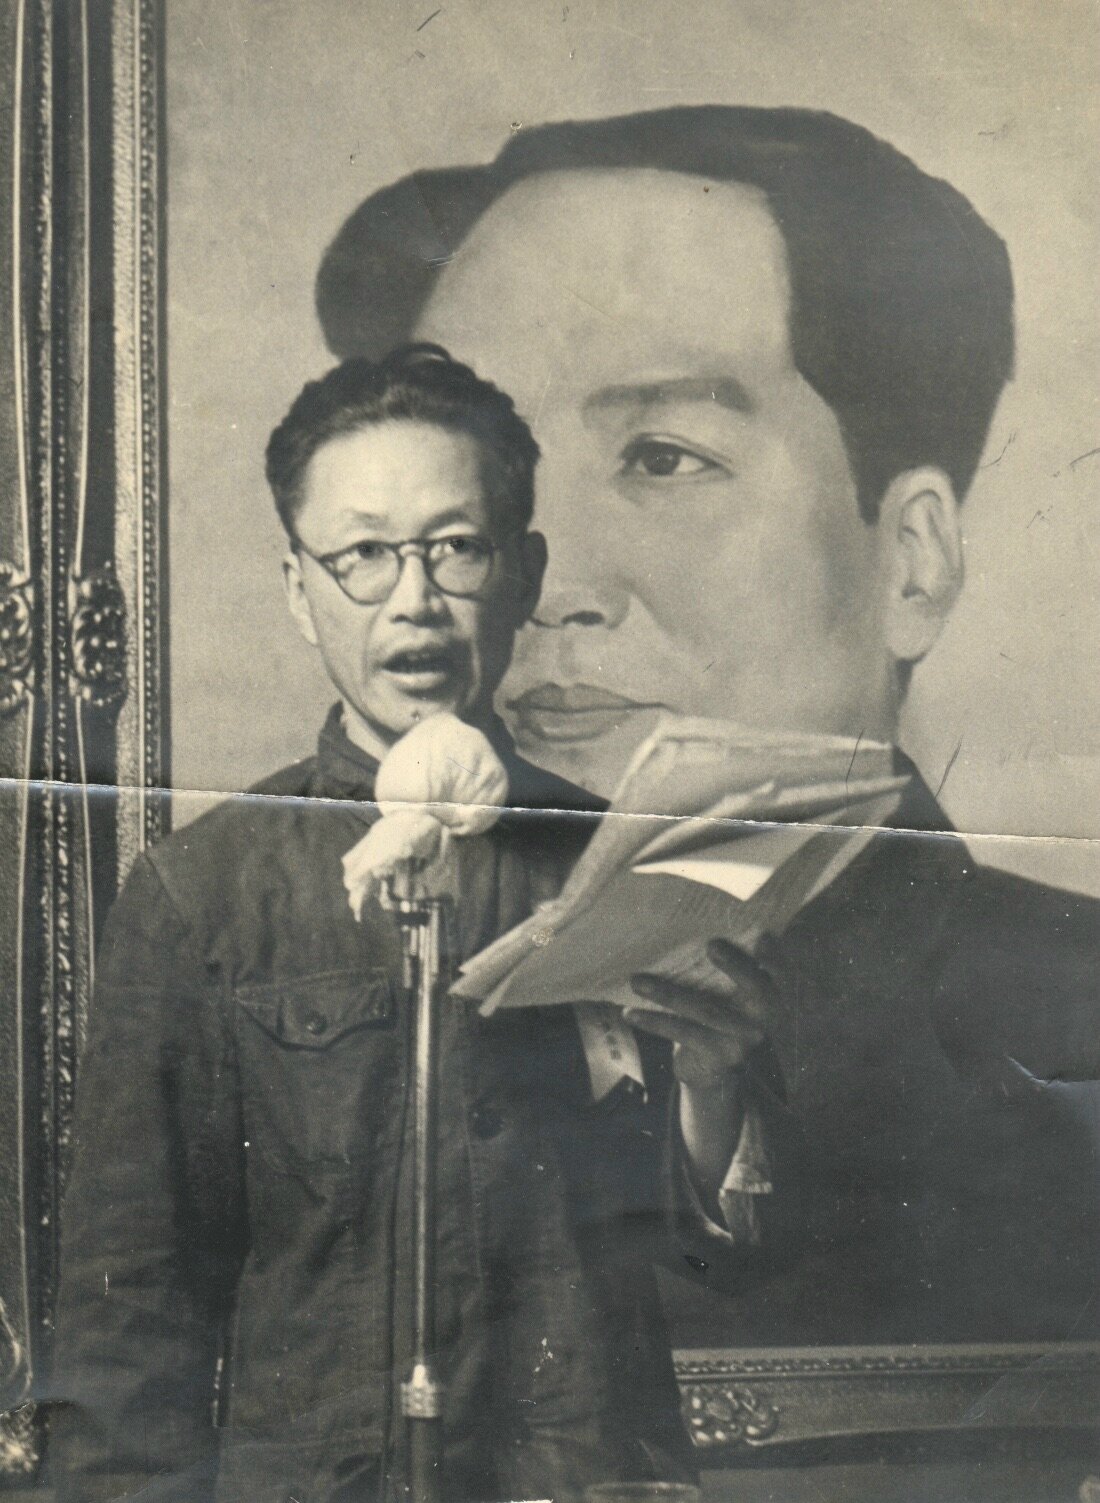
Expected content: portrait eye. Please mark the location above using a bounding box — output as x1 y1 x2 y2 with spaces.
619 436 726 480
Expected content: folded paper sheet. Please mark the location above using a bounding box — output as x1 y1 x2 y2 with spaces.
453 716 909 1016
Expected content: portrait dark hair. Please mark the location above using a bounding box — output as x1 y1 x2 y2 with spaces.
265 342 541 535
316 106 1015 520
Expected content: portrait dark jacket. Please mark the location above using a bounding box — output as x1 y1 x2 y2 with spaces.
50 709 694 1503
667 770 1100 1353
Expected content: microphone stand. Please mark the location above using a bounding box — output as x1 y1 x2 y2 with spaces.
381 862 450 1503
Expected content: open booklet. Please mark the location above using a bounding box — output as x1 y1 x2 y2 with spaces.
452 717 910 1031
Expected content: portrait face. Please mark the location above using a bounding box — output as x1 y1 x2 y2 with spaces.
414 169 899 796
283 420 544 757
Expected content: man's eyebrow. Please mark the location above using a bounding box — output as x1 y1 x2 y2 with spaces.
583 376 755 418
336 505 483 537
338 509 388 530
421 506 486 533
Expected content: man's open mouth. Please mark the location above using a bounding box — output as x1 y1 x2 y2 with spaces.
506 682 666 744
381 645 460 689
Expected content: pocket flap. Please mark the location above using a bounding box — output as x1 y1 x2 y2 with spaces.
235 969 395 1049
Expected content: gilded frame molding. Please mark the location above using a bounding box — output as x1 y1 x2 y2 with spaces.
0 0 1097 1481
673 1343 1100 1458
0 0 168 1471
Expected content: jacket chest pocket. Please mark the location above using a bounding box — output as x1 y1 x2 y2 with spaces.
233 969 405 1175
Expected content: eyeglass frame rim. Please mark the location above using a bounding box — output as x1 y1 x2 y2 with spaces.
289 527 524 604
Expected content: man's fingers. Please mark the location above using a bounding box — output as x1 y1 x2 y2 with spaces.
625 939 780 1086
707 937 778 997
623 1002 763 1055
623 1006 761 1078
630 976 744 1032
631 962 771 1029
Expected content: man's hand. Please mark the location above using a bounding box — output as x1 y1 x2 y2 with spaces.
624 938 777 1208
626 938 772 1087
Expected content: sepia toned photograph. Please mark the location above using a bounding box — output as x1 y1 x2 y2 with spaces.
1 1 1098 1499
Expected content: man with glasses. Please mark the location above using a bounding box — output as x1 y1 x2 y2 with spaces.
275 347 548 774
52 345 730 1503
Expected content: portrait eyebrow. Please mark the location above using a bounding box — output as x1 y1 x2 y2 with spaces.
582 375 756 422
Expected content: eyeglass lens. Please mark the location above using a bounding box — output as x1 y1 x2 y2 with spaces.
335 537 495 603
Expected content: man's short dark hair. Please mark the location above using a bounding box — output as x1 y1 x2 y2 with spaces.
265 343 541 536
316 107 1014 520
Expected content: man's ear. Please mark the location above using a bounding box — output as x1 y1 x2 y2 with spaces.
512 530 548 626
881 467 963 664
282 551 320 647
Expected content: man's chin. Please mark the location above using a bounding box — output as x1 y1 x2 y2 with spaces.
373 683 482 736
391 696 462 732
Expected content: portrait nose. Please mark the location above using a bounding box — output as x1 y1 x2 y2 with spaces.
530 474 631 630
531 583 628 630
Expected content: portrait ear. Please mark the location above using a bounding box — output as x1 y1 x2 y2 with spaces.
882 468 963 665
282 551 320 647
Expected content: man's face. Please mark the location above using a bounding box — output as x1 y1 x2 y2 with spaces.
284 420 543 757
413 169 897 796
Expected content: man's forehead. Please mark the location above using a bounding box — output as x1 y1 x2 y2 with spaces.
417 166 794 377
298 421 491 533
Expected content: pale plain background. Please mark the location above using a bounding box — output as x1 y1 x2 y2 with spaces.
167 0 1100 894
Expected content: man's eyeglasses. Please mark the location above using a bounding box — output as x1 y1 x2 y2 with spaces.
293 533 507 606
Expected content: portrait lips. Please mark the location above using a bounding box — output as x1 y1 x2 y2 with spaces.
506 682 667 744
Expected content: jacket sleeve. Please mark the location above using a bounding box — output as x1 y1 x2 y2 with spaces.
50 855 248 1502
654 1032 809 1297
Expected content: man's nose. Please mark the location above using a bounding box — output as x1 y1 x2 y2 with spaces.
386 554 447 622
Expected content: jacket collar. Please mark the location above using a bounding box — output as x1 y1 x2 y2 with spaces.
310 702 601 815
312 703 952 837
887 748 955 836
314 704 382 804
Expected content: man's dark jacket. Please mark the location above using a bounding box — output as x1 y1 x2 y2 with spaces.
51 711 693 1503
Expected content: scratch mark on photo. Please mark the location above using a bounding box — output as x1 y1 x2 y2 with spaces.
979 428 1016 469
1069 445 1100 471
935 738 964 800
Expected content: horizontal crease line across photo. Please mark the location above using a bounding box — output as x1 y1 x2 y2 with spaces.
1 774 1099 851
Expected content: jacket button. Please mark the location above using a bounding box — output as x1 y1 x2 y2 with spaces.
304 1009 328 1036
471 1104 504 1141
